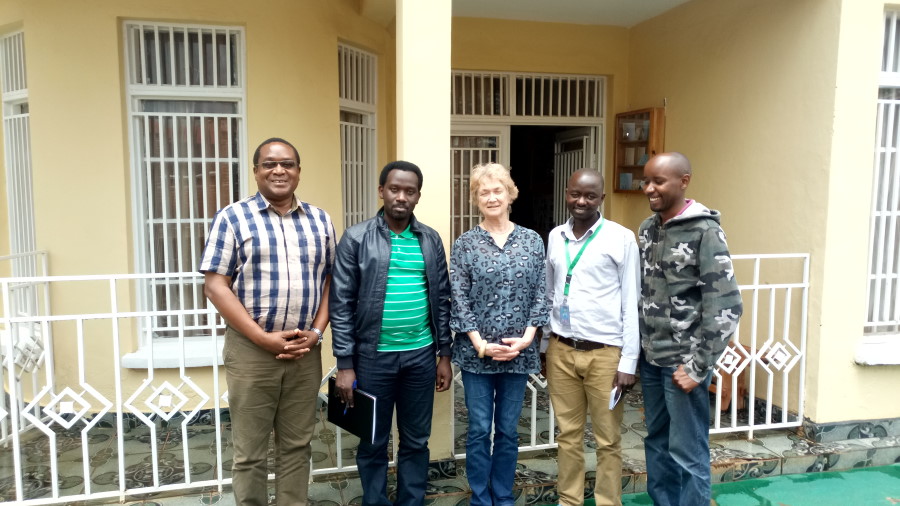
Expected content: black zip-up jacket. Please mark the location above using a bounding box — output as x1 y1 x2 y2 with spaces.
330 210 452 369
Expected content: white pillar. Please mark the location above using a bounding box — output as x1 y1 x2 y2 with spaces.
396 0 451 244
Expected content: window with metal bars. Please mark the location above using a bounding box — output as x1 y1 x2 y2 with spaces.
124 22 245 338
867 11 900 334
0 31 38 322
451 71 604 119
338 43 377 228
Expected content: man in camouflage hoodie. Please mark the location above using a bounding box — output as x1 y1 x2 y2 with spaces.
638 152 742 506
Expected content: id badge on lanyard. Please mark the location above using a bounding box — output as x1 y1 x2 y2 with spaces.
561 216 603 328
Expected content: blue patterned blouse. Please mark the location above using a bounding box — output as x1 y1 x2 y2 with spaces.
450 224 550 374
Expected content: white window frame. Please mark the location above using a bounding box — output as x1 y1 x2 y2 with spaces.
1 31 35 266
859 10 900 365
338 43 378 227
0 30 43 369
121 21 247 368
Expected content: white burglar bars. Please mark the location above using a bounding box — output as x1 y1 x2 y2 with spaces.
552 134 588 225
516 74 603 118
867 11 900 333
451 72 509 116
339 43 376 106
125 23 241 87
125 22 245 338
451 71 604 120
338 44 377 228
0 31 40 356
0 31 36 275
450 135 500 241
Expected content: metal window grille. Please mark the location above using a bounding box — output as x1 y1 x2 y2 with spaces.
338 44 377 228
553 136 586 225
125 22 245 337
340 111 376 227
515 74 603 118
451 72 508 116
0 31 38 312
450 135 499 241
867 11 900 333
125 23 241 88
451 71 604 119
338 44 376 108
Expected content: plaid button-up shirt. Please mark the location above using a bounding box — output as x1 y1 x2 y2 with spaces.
199 192 336 332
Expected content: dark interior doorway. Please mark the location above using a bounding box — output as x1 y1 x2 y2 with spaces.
508 125 579 244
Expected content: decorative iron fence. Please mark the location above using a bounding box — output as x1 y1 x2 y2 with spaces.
0 253 808 504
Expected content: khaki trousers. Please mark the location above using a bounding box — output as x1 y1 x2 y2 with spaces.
224 326 322 506
546 337 624 506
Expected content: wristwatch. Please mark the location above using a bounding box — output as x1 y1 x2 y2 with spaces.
310 327 324 346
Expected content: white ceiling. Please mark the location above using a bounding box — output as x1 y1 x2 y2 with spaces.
452 0 691 28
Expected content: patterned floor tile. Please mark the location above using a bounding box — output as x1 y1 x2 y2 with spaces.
710 436 779 462
5 373 900 505
719 458 782 482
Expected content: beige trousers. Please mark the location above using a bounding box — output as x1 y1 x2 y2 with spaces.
547 337 624 506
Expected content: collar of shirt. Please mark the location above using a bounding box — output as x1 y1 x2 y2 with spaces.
252 191 302 215
561 212 604 242
390 224 414 239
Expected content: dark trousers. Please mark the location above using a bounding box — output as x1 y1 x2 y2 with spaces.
224 326 322 506
355 345 437 506
640 355 713 506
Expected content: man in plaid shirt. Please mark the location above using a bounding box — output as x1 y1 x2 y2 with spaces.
200 137 336 506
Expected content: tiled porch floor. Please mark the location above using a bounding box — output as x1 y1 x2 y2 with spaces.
2 379 899 505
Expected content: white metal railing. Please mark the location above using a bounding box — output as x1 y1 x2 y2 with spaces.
710 253 809 438
0 254 808 503
0 251 50 445
0 272 362 505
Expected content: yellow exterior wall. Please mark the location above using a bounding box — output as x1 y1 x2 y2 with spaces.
629 0 899 422
818 0 893 422
451 17 631 220
0 0 395 407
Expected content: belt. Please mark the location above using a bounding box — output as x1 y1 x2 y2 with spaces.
552 332 607 351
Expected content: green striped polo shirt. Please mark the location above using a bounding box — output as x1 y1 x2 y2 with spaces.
379 226 433 352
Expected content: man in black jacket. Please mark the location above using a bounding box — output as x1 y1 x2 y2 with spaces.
330 160 452 506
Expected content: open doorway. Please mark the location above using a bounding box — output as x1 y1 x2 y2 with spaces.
509 125 599 244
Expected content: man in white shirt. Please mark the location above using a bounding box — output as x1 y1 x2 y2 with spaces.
544 169 640 506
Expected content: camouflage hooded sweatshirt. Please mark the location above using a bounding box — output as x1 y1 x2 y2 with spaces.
638 200 742 383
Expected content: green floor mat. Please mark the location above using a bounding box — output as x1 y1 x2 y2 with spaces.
617 464 900 506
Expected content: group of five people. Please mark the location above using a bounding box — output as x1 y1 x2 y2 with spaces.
200 137 742 506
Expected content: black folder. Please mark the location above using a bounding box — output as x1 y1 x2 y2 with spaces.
326 376 377 444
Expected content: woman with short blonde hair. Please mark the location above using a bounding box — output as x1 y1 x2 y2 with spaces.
468 162 519 208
